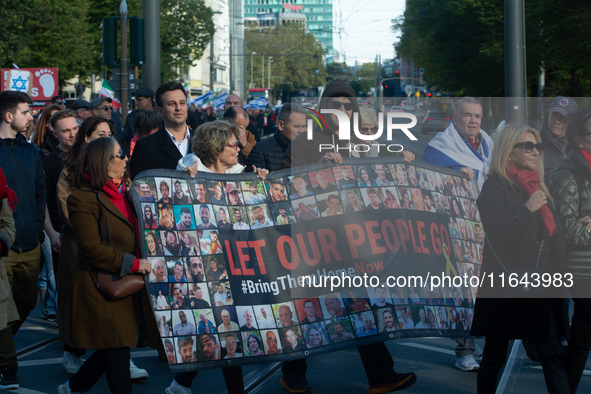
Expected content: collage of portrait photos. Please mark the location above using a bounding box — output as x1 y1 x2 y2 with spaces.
134 163 484 365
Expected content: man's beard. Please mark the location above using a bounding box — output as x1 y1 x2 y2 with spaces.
166 244 180 255
10 121 27 135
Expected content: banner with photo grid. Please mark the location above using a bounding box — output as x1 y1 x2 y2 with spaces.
131 158 483 372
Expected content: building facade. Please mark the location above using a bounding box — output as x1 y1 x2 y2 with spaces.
244 0 333 56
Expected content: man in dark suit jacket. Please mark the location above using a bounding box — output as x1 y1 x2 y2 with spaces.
136 81 246 394
130 81 192 180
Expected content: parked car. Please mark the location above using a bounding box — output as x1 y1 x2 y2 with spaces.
421 111 450 134
389 106 404 113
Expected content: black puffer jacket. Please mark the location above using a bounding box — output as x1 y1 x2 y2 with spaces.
549 150 591 281
0 134 46 251
244 130 290 172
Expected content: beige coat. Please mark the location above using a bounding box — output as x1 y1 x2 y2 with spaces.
0 198 18 330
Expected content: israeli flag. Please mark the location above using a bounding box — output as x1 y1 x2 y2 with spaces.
248 98 268 110
188 91 213 107
422 121 493 189
213 92 228 109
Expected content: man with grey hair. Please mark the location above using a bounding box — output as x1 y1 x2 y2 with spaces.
71 100 92 125
421 96 486 371
246 103 307 172
422 97 493 189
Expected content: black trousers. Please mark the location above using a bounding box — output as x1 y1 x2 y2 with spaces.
69 347 131 394
565 298 591 393
477 312 569 394
176 366 244 394
282 342 395 386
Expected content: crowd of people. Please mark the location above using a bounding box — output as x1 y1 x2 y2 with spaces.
0 76 589 394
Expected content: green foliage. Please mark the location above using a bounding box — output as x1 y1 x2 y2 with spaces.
160 0 215 82
395 0 591 97
245 24 327 97
0 0 95 86
0 0 215 88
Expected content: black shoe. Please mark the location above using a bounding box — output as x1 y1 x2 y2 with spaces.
0 366 19 390
368 372 417 394
280 375 313 393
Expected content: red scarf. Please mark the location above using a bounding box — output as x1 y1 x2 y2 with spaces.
506 163 557 236
580 149 591 170
0 168 16 212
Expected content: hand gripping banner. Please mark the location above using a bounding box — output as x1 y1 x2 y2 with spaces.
130 158 483 372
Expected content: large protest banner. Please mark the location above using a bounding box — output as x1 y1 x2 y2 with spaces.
131 158 483 372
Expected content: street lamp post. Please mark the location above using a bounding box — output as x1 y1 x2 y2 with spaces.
120 0 129 125
268 57 273 89
251 51 256 88
261 55 264 90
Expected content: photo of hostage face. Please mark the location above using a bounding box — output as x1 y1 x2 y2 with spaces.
201 334 220 361
177 336 195 363
223 334 240 358
265 330 281 354
164 339 176 364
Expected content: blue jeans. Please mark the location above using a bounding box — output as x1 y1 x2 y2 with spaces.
38 231 57 318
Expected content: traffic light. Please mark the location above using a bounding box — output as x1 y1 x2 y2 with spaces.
129 17 145 66
100 17 117 66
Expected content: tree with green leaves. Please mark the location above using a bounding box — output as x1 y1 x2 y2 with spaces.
245 23 326 101
395 0 591 97
160 0 215 82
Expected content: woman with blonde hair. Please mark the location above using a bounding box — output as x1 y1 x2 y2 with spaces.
471 124 568 394
344 191 365 213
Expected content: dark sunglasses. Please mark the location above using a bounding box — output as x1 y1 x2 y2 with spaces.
56 100 66 105
99 105 114 112
329 101 353 111
513 141 543 153
112 149 126 159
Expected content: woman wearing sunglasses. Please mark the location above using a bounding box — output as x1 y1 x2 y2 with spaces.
471 124 569 394
58 137 152 394
549 108 591 393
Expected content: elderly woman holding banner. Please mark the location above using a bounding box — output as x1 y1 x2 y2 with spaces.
471 124 569 394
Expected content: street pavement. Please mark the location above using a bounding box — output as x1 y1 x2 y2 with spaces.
6 292 590 393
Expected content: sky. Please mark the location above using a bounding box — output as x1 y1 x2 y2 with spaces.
332 0 407 66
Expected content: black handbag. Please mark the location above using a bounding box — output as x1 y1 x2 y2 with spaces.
486 236 547 297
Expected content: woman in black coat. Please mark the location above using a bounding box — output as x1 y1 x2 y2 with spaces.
549 108 591 393
471 124 569 394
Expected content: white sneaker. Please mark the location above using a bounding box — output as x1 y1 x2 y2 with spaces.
455 355 479 371
165 380 192 394
130 358 149 381
63 352 86 374
57 382 81 394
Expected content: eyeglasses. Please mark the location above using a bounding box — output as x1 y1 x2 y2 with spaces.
360 126 377 134
112 149 126 159
56 100 66 105
267 338 277 342
329 101 353 111
513 141 544 153
98 106 114 112
226 142 240 150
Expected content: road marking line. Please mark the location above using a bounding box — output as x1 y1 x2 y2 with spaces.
528 365 591 376
397 342 455 355
8 388 49 394
18 350 157 367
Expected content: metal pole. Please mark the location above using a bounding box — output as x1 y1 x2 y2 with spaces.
120 0 129 125
142 0 160 89
250 52 255 88
505 0 527 124
261 55 264 89
268 57 272 89
230 32 233 94
209 38 214 92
